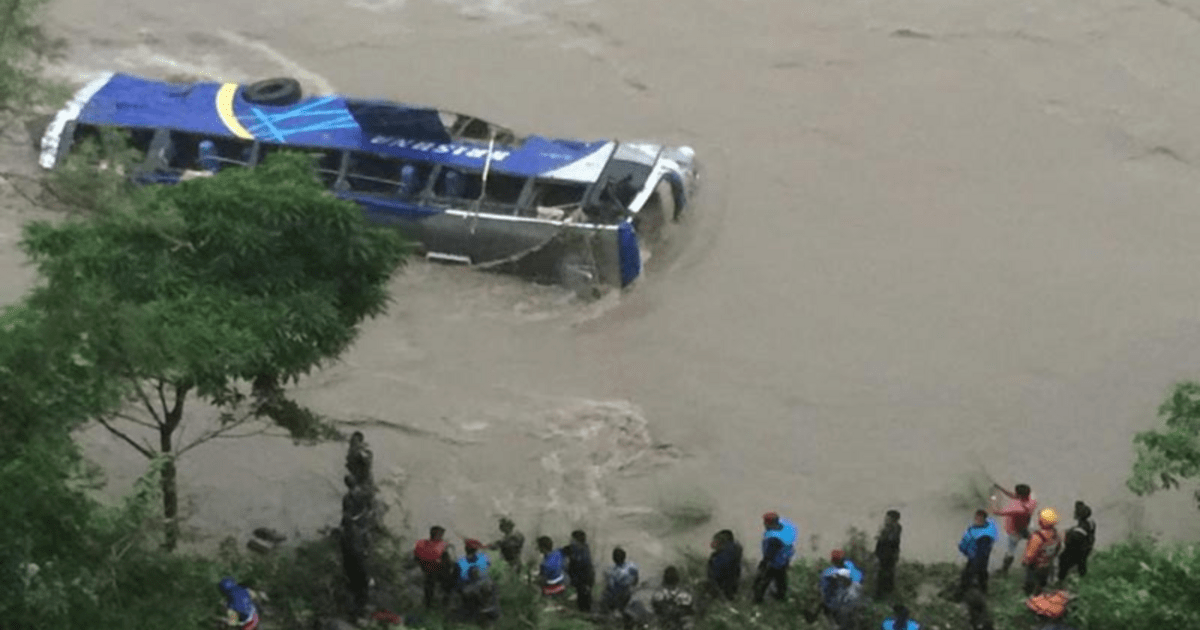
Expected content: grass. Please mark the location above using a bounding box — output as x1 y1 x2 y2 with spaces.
224 526 1068 630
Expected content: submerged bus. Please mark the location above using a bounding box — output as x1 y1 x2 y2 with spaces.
39 72 699 291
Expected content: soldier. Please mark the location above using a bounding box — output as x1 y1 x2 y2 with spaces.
651 566 695 630
488 517 525 568
346 431 374 488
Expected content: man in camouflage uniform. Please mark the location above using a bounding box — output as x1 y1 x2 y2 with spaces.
651 566 694 630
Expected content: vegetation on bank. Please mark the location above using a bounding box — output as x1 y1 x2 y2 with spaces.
2 6 1199 630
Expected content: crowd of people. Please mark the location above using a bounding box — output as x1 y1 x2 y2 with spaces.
215 438 1099 630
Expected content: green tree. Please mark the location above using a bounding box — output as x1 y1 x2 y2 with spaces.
0 0 62 111
1070 539 1200 630
1127 381 1200 508
22 151 412 549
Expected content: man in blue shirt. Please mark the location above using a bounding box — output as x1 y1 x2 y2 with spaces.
957 509 999 596
752 512 797 603
538 536 566 597
218 577 260 629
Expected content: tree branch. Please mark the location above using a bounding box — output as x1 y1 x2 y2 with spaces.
177 411 262 456
132 380 163 427
165 382 188 434
96 416 156 459
114 412 158 430
156 380 169 426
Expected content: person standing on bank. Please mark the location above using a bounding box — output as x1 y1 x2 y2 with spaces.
989 483 1037 576
1022 508 1062 596
957 509 999 596
562 530 596 612
752 512 797 603
873 510 902 598
538 536 567 598
489 517 525 569
707 529 743 601
1057 501 1096 582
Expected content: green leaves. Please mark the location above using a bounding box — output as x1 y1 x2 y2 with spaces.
0 0 64 112
1126 382 1200 506
1071 540 1200 630
24 149 411 432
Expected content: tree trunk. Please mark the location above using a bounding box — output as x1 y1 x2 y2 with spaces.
160 445 179 551
158 382 189 551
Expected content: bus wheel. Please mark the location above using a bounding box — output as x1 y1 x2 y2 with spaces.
244 78 302 106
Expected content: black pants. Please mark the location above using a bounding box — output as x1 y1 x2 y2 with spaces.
876 557 897 597
752 565 788 602
1023 565 1051 596
423 567 455 608
1057 550 1089 580
572 582 593 612
959 560 989 596
343 551 370 614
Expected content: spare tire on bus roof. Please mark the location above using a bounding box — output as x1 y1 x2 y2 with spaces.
243 77 302 106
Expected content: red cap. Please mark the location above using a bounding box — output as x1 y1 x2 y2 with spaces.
762 511 779 522
465 538 483 551
830 549 845 562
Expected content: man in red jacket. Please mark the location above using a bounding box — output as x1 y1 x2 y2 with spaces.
989 483 1037 575
414 526 456 608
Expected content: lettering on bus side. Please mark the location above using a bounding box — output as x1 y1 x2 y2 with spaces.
370 135 510 162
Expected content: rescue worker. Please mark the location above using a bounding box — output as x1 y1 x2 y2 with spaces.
821 549 864 588
458 565 500 626
414 526 456 608
339 514 371 618
989 483 1037 576
218 577 260 630
1057 501 1096 581
457 539 491 583
706 529 742 601
488 517 525 568
881 603 920 630
562 529 596 612
752 511 797 603
824 568 864 630
957 509 999 596
1022 508 1062 596
537 536 567 597
346 431 374 488
600 547 640 625
873 510 902 597
651 566 695 630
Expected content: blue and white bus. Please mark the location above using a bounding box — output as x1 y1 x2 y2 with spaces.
39 72 699 290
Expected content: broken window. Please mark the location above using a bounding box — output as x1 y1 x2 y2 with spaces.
168 132 254 172
345 151 431 196
310 149 344 187
531 180 587 208
483 173 527 205
434 168 483 200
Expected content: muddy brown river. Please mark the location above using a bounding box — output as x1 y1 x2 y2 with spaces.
12 0 1200 569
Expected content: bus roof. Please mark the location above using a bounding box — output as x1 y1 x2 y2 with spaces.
71 73 616 182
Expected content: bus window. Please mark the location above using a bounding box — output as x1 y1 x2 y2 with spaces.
311 149 344 187
345 152 404 194
168 132 253 171
435 168 482 200
483 173 527 205
531 180 587 207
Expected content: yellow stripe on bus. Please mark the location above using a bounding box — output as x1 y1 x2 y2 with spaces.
216 83 254 140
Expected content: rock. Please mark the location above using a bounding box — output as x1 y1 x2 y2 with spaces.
253 527 288 543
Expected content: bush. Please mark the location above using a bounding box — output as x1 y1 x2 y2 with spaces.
1069 539 1200 630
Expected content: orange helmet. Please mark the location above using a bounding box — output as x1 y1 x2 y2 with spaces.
1038 508 1058 528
